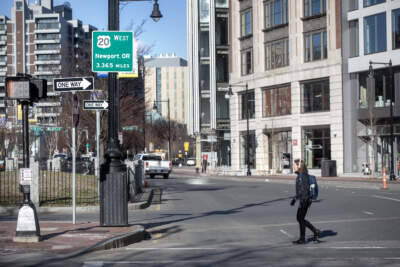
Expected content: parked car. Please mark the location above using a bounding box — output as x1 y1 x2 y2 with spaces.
186 158 196 166
0 159 4 171
135 153 172 179
62 156 94 175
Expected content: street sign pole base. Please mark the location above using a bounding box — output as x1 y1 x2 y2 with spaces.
14 203 41 243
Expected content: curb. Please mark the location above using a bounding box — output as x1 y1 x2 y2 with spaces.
0 189 155 216
65 225 147 258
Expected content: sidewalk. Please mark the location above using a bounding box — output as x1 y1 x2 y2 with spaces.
173 166 400 184
0 188 154 260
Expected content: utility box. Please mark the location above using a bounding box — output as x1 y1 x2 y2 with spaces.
321 160 337 177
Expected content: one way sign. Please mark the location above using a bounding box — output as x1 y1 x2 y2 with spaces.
54 77 94 91
83 100 109 110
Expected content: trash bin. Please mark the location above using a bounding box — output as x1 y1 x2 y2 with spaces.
321 160 337 177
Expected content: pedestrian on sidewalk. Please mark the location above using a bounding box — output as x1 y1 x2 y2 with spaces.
290 159 320 244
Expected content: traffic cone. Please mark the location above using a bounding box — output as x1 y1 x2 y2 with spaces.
382 166 388 190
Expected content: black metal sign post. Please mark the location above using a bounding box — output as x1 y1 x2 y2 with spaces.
99 0 128 227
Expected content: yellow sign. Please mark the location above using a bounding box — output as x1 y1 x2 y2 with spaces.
178 153 182 158
18 105 37 123
184 142 189 152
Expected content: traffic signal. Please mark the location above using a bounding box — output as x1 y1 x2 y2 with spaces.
5 76 47 102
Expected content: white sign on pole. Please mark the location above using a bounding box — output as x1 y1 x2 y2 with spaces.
19 168 32 186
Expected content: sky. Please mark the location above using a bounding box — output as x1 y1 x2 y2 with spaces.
0 0 188 59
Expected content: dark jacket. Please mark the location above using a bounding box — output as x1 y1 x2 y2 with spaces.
295 172 310 202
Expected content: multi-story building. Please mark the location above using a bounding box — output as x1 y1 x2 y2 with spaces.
229 0 343 175
0 0 96 127
144 54 189 125
187 0 231 167
342 0 400 174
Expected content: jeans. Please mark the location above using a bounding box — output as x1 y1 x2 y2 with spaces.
296 200 316 239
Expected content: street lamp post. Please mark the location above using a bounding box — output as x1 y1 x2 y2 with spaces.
143 112 153 152
153 99 171 160
369 60 396 181
227 83 252 176
100 0 163 227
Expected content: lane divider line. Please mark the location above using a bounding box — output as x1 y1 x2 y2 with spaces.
372 195 400 202
280 229 294 238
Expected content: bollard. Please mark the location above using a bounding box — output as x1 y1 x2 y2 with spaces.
382 166 388 190
134 160 144 194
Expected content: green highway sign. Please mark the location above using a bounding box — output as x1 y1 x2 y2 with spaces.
122 125 138 131
92 31 134 72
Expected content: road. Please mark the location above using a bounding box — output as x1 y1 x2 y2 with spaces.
4 170 400 266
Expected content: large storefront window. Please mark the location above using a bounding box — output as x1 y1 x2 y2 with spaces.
301 79 330 113
263 84 291 117
359 69 392 108
240 90 255 120
240 131 256 169
303 127 331 169
268 130 292 171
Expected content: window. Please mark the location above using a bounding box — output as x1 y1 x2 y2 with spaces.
304 0 326 17
240 90 255 120
349 20 359 57
263 85 291 117
264 0 288 29
200 64 210 91
216 0 228 8
393 9 400 50
240 131 256 169
216 91 229 119
216 14 228 45
359 69 393 108
349 0 358 11
363 0 385 8
216 53 228 83
304 30 327 61
16 1 23 10
201 98 210 125
241 48 253 76
265 38 289 69
199 0 210 23
302 79 330 113
241 9 252 37
199 30 210 57
303 127 331 169
364 13 386 54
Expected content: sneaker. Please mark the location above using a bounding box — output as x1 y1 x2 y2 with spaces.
292 238 306 245
313 229 321 242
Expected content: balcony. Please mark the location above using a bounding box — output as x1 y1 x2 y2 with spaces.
0 40 6 45
35 38 61 44
35 60 61 65
34 70 61 76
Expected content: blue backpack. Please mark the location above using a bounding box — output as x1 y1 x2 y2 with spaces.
309 175 319 201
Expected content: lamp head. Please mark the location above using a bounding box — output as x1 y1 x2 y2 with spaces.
225 86 233 99
150 0 163 22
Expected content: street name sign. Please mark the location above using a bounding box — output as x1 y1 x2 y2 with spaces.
54 77 94 92
83 100 109 110
92 31 134 72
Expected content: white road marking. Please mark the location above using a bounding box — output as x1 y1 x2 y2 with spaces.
306 246 387 250
363 211 374 215
280 229 294 238
83 260 213 265
372 195 400 202
265 179 270 182
124 247 227 251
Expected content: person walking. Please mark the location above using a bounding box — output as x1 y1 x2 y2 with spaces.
290 159 320 244
202 153 208 173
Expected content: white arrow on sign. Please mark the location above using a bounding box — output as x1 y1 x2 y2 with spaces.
54 77 94 91
83 100 109 110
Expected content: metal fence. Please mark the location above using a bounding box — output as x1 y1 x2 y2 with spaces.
0 160 142 207
0 168 99 206
0 170 23 205
39 169 99 206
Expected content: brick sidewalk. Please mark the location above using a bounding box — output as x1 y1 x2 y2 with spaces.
0 221 145 256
